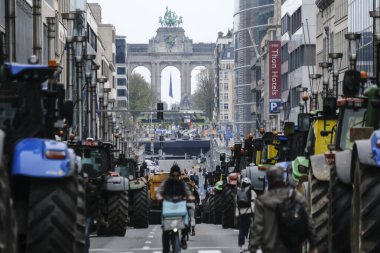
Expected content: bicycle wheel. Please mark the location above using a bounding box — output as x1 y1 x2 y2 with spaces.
171 231 181 253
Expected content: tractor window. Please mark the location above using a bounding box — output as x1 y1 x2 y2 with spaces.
0 102 17 131
115 161 134 178
76 147 110 178
339 108 366 150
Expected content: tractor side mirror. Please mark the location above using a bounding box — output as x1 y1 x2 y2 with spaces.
298 113 311 132
284 122 295 136
63 100 74 127
323 97 337 116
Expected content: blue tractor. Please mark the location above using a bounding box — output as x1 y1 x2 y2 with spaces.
0 62 85 252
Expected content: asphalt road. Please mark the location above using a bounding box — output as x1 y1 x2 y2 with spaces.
90 224 241 253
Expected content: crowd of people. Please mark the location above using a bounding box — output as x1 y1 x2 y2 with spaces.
156 164 319 253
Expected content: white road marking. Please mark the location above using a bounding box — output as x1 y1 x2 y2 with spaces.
145 241 151 244
149 231 154 234
142 246 150 249
148 235 154 238
198 251 222 253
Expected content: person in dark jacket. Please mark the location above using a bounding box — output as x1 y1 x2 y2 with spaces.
249 166 318 253
156 164 194 252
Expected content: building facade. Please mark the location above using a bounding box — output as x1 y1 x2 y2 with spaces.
116 35 128 110
214 31 235 136
348 0 373 75
234 0 274 136
281 0 317 123
315 0 348 106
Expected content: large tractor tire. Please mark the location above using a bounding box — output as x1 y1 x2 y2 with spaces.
106 191 129 236
213 192 223 225
310 175 328 253
222 184 235 229
26 176 79 253
75 176 86 252
202 199 210 223
328 166 351 253
351 157 380 253
132 186 150 228
208 195 215 224
0 166 17 253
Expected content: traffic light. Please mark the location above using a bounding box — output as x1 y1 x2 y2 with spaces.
157 102 164 120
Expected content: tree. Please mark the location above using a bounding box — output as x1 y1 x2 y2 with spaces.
192 68 215 120
129 73 155 123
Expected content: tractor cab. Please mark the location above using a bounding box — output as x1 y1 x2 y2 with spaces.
68 139 114 178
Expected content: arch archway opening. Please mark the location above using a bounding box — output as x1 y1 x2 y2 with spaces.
161 66 181 110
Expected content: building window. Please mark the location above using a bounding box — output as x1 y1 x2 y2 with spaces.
224 114 229 120
117 67 126 75
291 7 302 34
117 78 126 86
224 103 229 110
87 24 97 52
117 89 126 96
281 43 289 64
224 83 229 91
224 93 228 100
290 85 301 108
281 73 288 92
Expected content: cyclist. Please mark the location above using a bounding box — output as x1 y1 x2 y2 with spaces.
156 164 195 252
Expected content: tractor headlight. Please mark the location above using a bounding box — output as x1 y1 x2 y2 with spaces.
129 175 134 181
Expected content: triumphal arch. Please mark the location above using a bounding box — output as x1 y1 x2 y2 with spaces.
127 7 215 105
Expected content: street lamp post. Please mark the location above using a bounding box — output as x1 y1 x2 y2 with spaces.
74 35 86 140
319 62 332 98
345 33 361 70
83 54 96 138
62 12 80 101
91 63 100 139
310 74 322 111
329 53 343 98
370 6 380 84
97 76 108 140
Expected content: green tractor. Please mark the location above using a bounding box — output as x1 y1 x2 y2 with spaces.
115 155 150 228
325 65 380 251
68 139 129 236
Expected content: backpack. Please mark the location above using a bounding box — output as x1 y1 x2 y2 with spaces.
276 189 309 250
236 187 252 208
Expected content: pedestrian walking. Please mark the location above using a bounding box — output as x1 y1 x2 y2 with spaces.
249 166 318 253
236 177 257 253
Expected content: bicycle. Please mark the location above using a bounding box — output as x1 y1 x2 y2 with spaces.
162 200 189 253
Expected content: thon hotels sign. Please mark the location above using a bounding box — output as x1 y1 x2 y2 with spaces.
268 41 281 100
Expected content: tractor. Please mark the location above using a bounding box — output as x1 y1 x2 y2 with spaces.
0 61 85 252
114 154 150 228
68 139 129 236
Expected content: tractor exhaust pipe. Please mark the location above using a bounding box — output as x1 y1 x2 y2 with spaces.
33 0 42 62
5 0 16 61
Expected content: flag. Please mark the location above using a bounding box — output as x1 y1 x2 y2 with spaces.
169 72 173 98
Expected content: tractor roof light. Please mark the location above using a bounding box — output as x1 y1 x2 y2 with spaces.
329 53 343 76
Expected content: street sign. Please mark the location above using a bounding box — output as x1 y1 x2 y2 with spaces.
269 101 281 113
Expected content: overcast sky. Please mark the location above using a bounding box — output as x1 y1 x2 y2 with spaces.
88 0 234 106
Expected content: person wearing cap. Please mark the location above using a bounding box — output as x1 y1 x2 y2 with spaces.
156 164 195 252
248 166 318 253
